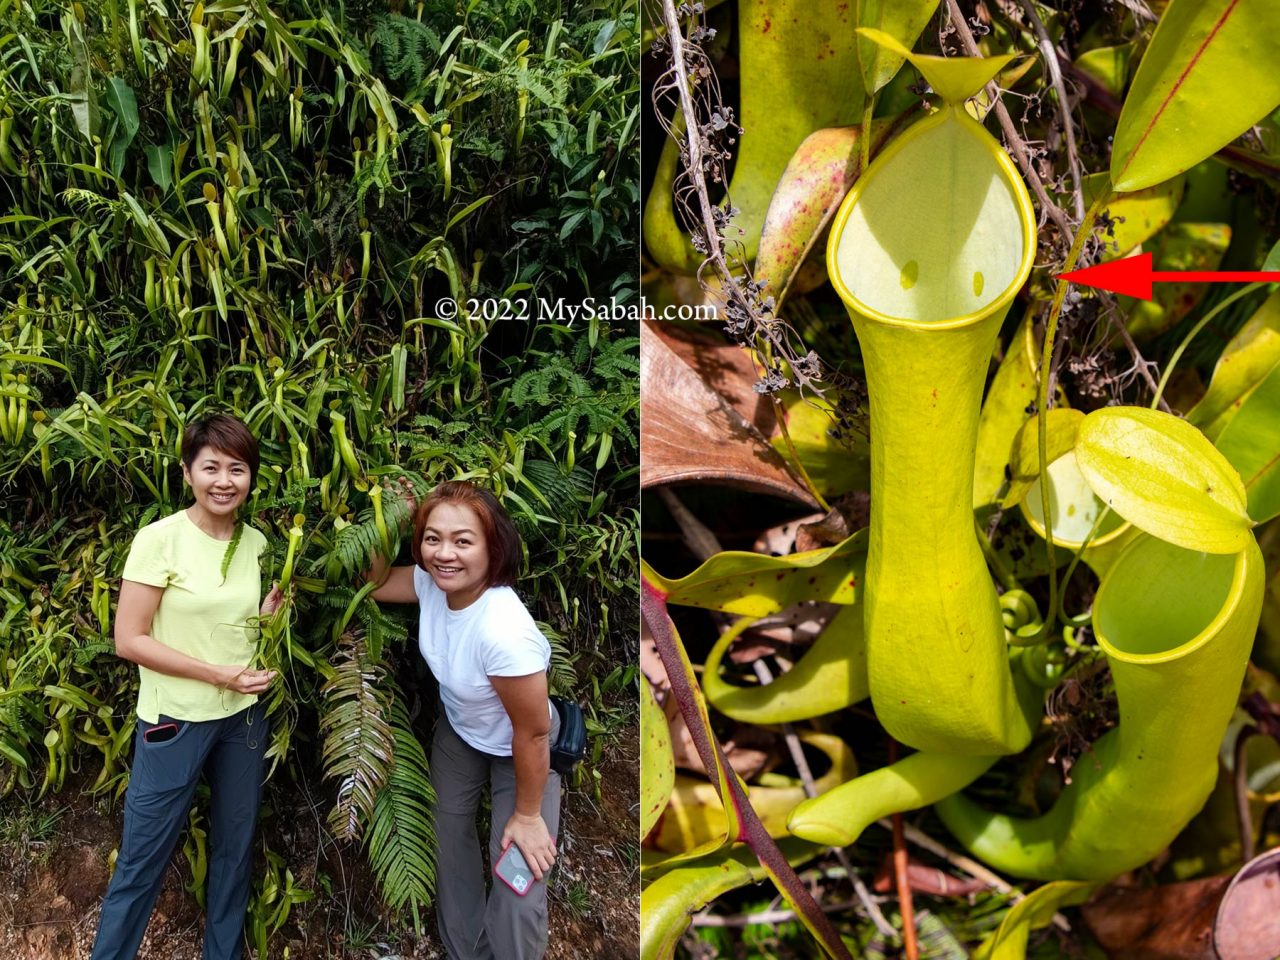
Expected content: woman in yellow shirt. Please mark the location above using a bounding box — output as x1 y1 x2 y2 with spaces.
91 414 280 960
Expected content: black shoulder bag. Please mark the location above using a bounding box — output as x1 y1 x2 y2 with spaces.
549 696 587 776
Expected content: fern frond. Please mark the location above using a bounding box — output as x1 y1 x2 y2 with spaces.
538 620 578 696
366 696 436 928
372 14 440 87
521 461 594 505
60 188 118 216
319 630 394 841
331 513 395 578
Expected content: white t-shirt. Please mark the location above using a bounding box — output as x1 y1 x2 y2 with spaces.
414 565 552 756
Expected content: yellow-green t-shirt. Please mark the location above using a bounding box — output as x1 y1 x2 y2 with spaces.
122 511 268 723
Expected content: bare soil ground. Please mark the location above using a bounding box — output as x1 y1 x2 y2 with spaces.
0 725 638 959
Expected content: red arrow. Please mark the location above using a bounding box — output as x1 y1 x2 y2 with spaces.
1056 252 1280 301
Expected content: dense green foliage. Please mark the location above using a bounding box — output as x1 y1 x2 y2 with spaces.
0 0 638 937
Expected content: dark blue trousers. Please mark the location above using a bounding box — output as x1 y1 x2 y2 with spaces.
91 702 269 960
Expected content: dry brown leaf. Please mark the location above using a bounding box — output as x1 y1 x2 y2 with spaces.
648 320 777 436
1083 875 1229 960
640 319 818 506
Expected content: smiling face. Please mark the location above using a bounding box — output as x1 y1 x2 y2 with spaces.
182 445 252 521
421 502 491 610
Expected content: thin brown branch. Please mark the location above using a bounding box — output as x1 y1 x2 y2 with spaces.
659 487 895 942
656 486 721 561
885 820 1073 933
888 741 919 959
656 0 733 279
652 0 831 399
1015 0 1085 221
950 0 1169 408
691 899 862 928
944 0 1074 242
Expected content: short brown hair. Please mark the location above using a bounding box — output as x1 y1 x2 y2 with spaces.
411 480 521 588
181 414 260 483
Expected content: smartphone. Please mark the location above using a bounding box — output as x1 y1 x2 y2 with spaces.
143 722 179 743
494 842 536 896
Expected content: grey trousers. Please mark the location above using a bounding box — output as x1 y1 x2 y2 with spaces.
432 708 562 960
91 702 269 960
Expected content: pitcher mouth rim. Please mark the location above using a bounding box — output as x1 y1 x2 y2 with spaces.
1093 536 1253 666
826 104 1038 332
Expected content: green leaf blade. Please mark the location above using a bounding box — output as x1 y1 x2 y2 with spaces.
1075 406 1252 553
1110 0 1280 191
855 1 941 96
646 532 865 618
640 676 674 838
1216 361 1280 523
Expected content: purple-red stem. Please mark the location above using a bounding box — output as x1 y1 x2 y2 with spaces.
640 577 854 960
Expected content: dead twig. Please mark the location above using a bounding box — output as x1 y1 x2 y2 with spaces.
1015 0 1085 221
887 741 919 959
949 0 1168 409
884 819 1073 933
650 0 825 398
943 0 1074 242
691 899 862 927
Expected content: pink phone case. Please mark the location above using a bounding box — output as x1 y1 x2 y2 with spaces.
494 843 535 896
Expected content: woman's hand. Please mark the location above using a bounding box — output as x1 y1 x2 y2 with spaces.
217 664 277 695
501 812 556 881
394 475 417 514
259 583 283 618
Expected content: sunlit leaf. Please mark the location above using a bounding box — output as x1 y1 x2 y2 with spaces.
1083 171 1185 261
653 533 869 723
1189 290 1280 440
855 0 941 96
1001 408 1084 509
647 532 863 616
1264 236 1280 272
651 734 855 852
1075 406 1252 553
975 881 1097 960
769 392 870 498
756 126 866 308
1074 43 1133 98
1110 0 1280 191
1124 222 1231 340
1216 362 1280 523
641 677 675 838
974 314 1039 509
642 0 863 273
640 840 819 960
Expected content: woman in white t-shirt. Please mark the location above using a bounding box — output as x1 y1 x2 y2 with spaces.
367 480 560 960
